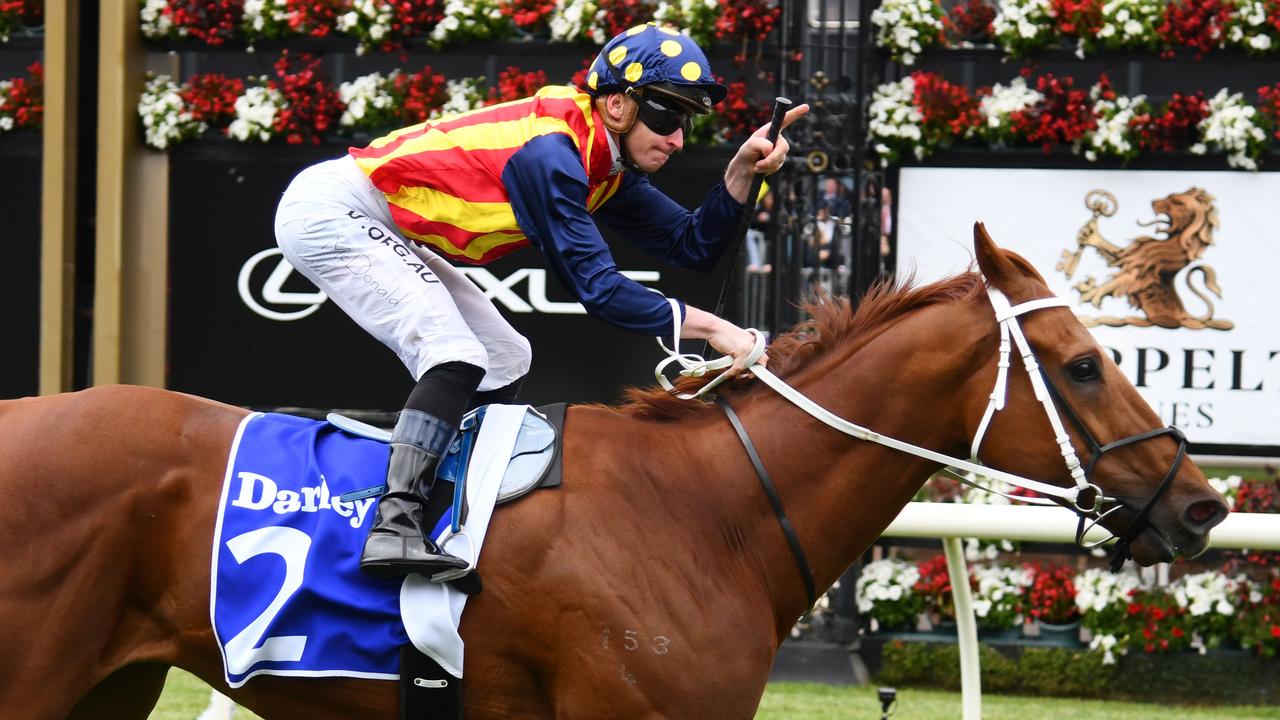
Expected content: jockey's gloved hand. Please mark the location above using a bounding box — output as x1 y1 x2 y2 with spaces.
681 306 768 377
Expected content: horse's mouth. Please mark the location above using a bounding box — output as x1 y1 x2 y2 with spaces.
1128 527 1177 566
1129 524 1211 566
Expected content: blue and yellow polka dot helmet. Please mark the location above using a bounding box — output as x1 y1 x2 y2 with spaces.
585 23 727 115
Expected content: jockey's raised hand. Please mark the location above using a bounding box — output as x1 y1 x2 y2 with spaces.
724 103 810 204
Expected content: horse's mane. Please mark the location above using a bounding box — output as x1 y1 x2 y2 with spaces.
614 271 987 420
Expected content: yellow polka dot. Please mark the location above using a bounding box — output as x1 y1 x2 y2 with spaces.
680 61 702 81
660 40 682 57
658 25 681 36
608 45 628 65
587 71 598 89
625 62 644 83
626 24 648 36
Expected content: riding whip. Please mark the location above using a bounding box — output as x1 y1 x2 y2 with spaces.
707 97 793 349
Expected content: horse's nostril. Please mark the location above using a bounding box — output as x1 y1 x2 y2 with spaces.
1185 499 1228 530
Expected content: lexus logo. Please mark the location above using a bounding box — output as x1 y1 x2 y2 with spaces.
238 248 663 321
237 248 328 321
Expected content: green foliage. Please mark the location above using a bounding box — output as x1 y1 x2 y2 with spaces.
874 640 1279 704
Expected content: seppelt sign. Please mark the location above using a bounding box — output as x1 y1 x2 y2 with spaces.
896 167 1280 453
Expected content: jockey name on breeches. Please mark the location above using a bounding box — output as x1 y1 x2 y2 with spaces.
274 155 532 391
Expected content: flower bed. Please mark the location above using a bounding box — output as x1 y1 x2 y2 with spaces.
868 69 1278 168
136 47 773 148
865 639 1279 704
872 0 1280 61
134 0 779 57
0 61 42 134
857 472 1280 663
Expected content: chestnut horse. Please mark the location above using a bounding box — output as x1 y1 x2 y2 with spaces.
0 225 1227 719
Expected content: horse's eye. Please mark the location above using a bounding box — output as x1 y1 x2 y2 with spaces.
1069 358 1100 382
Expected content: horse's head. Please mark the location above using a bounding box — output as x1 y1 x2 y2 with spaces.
969 222 1228 566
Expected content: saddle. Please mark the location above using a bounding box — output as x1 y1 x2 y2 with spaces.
332 403 564 515
329 403 566 720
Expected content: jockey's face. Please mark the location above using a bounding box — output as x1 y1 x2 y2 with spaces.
623 110 685 173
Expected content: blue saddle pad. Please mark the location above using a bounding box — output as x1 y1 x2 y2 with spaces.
211 407 559 688
212 413 407 687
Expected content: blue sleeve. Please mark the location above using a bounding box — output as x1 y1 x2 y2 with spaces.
593 171 745 273
503 133 683 337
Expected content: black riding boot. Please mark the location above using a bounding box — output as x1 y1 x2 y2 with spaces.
360 409 469 579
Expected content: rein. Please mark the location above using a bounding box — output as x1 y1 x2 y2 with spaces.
656 285 1189 590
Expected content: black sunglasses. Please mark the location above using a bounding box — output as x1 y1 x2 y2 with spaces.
635 93 692 137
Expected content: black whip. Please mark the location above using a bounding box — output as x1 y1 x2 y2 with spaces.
708 97 793 340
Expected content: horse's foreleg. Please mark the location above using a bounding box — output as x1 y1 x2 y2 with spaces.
66 663 170 720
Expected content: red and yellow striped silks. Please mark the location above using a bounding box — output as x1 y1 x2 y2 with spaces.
349 86 624 265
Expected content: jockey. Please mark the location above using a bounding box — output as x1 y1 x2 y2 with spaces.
274 23 806 581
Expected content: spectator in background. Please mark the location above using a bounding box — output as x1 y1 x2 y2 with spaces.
820 176 851 219
746 188 775 272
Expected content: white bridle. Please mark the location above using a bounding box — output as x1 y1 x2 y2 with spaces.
655 288 1117 518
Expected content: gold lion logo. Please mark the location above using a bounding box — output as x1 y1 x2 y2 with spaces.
1056 187 1233 330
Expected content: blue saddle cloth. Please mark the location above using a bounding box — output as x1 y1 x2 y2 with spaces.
211 407 559 688
212 413 406 687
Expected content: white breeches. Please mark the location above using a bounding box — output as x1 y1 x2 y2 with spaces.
274 155 531 392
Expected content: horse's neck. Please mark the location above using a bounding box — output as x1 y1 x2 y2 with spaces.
729 307 990 632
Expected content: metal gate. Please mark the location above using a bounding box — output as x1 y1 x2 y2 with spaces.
738 0 887 337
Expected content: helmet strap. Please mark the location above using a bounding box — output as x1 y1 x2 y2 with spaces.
593 94 647 174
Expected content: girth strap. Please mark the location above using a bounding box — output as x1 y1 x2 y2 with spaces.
716 396 818 610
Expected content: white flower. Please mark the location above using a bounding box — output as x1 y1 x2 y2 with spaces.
855 558 921 615
868 77 928 166
992 0 1054 54
1090 633 1120 664
338 71 399 128
1074 567 1143 614
1171 570 1238 616
228 83 285 143
137 74 205 150
871 0 944 65
1197 89 1267 170
1097 0 1162 48
140 0 180 39
550 0 603 43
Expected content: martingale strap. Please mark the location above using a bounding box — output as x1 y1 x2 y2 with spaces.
715 396 818 610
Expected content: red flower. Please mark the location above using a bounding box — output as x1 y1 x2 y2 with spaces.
947 0 995 41
713 79 772 143
598 0 656 38
1023 562 1079 624
393 65 448 125
286 0 344 38
485 66 548 106
1157 0 1230 59
715 0 782 66
499 0 556 30
1008 72 1096 150
1049 0 1103 38
180 73 245 126
912 70 980 144
269 51 343 145
1271 625 1280 639
1 61 44 130
1129 91 1208 152
166 0 244 46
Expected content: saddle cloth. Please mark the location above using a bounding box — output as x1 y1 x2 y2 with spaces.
210 404 547 687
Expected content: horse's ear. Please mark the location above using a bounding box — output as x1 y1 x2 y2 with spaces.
973 221 1040 298
974 222 1011 282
